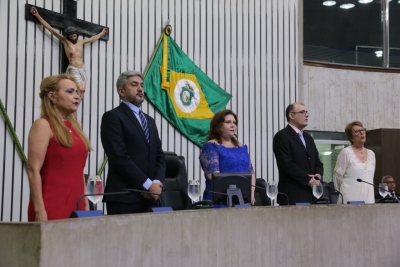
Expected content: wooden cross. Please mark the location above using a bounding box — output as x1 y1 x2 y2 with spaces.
25 0 108 72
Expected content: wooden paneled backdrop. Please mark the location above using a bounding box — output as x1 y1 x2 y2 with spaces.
0 0 300 222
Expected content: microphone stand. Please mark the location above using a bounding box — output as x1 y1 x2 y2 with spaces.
204 190 233 207
357 179 398 203
76 191 130 211
314 177 344 205
71 191 130 218
127 188 165 207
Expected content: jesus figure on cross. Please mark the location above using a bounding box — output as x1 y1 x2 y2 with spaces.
30 7 108 95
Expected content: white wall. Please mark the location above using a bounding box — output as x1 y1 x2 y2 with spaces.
0 0 300 222
302 64 400 132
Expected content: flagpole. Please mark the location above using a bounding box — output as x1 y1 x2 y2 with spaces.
143 27 167 78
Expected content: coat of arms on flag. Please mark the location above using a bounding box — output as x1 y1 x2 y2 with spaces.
144 25 232 146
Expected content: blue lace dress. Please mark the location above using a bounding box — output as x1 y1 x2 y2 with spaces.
199 142 254 200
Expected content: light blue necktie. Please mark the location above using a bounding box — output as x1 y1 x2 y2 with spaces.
298 131 306 148
139 111 150 143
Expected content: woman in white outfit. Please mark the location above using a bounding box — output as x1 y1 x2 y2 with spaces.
333 121 375 204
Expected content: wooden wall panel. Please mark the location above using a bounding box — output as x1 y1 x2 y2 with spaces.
0 0 300 221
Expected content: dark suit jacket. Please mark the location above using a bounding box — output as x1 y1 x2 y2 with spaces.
100 102 165 204
273 125 323 205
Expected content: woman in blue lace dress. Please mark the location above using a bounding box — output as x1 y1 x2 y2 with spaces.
199 109 256 204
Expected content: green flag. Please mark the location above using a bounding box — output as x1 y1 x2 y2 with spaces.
144 26 232 147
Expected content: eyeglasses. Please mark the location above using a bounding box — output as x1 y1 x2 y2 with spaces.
353 128 366 134
291 110 309 115
385 181 396 185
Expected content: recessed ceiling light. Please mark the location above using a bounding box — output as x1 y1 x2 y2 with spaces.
359 0 373 3
323 1 336 6
375 51 383 57
321 151 333 155
340 3 355 9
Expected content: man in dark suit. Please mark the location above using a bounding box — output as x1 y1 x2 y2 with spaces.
273 102 323 205
380 175 399 200
101 70 165 214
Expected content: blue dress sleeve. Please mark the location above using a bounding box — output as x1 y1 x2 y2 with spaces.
249 159 255 174
199 142 220 174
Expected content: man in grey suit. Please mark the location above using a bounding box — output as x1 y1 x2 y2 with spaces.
273 102 323 205
101 70 165 214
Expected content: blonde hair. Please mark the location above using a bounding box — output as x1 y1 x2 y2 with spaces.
39 74 92 151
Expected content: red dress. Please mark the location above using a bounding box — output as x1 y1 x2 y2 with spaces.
28 120 88 221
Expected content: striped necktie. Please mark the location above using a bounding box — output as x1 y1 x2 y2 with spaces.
298 131 306 147
139 111 150 143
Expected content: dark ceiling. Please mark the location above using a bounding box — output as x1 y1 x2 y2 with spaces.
304 0 400 49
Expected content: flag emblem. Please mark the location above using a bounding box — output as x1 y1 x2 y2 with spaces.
143 26 231 146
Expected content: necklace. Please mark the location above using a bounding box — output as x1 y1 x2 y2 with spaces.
63 120 72 133
352 145 364 154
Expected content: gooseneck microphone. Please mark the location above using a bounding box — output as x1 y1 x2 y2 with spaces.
251 185 290 205
76 191 130 211
357 178 397 202
71 191 130 218
127 188 165 207
313 177 344 205
204 190 228 196
204 190 244 207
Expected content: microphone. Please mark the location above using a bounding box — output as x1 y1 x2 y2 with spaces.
204 189 228 196
357 178 398 202
76 191 130 211
313 177 344 204
127 188 165 207
251 185 290 205
71 191 130 218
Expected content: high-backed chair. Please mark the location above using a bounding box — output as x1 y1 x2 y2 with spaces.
254 178 271 206
161 152 192 210
327 182 339 204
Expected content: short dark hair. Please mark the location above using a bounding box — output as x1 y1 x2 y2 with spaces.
344 121 363 144
285 102 305 122
206 109 239 146
285 104 295 122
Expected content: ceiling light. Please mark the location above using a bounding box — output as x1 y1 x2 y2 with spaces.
321 151 333 155
375 51 383 57
323 1 336 6
359 0 373 3
340 3 355 9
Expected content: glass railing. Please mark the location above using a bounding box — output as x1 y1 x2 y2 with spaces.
304 45 400 68
304 0 400 68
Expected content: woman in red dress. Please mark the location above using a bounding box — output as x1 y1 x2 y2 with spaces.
27 74 92 221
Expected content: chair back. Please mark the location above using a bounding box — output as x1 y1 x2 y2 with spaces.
253 178 271 206
161 152 191 210
327 182 339 204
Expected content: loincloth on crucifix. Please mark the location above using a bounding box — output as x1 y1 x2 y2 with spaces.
66 65 88 83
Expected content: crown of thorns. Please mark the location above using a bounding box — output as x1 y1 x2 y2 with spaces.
65 27 78 36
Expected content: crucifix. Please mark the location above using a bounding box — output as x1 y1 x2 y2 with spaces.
25 0 109 93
